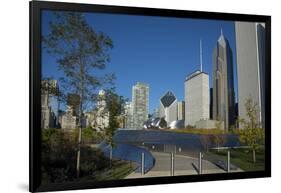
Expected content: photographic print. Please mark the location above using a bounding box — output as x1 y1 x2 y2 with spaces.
30 1 271 192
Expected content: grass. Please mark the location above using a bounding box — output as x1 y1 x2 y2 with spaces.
93 160 137 181
205 148 265 171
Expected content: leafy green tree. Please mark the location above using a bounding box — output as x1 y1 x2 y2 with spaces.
42 128 64 153
43 12 114 177
103 89 127 166
239 98 265 163
82 125 94 144
41 128 111 183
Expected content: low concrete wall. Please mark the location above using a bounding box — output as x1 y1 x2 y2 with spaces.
195 119 224 129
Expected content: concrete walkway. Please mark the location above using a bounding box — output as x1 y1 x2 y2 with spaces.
125 152 233 179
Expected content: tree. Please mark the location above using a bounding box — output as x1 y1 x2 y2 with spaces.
200 134 211 152
209 120 227 152
211 129 226 152
103 89 127 167
41 128 111 183
82 125 95 144
43 12 114 177
238 98 265 163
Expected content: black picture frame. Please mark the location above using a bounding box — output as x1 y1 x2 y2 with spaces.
30 1 271 192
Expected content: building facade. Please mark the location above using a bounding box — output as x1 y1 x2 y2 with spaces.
159 91 178 124
195 119 224 130
235 22 266 128
124 101 133 128
95 90 109 130
132 82 149 129
41 79 59 129
177 101 185 121
212 30 236 130
61 106 79 130
61 93 80 130
185 70 210 126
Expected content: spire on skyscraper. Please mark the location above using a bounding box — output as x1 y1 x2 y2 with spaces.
218 28 226 45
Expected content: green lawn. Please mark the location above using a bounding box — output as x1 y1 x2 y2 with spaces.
93 160 137 181
205 148 265 172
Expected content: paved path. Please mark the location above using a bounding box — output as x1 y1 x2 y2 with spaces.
126 151 240 179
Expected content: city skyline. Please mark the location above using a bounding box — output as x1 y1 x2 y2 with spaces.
42 10 238 114
37 7 268 184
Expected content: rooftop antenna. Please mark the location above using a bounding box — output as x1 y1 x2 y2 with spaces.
200 39 203 72
221 28 223 36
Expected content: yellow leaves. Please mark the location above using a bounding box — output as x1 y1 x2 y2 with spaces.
238 97 265 150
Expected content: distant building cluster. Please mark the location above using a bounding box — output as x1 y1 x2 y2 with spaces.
41 22 266 132
41 87 109 131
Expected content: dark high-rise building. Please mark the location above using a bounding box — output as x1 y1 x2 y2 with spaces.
210 88 213 120
212 30 235 130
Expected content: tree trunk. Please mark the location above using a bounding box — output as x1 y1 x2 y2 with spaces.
76 126 82 178
252 149 256 163
110 145 113 168
77 60 84 178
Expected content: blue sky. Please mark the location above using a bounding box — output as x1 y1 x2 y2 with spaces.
42 10 237 113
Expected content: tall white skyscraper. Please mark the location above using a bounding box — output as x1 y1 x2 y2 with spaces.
185 71 210 126
235 22 265 128
159 91 178 124
132 82 149 129
184 40 209 126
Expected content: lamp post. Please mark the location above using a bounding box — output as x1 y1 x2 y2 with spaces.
227 150 231 172
171 152 175 176
141 152 145 176
198 152 203 174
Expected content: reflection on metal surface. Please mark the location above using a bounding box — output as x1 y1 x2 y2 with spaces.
168 120 185 129
143 117 167 129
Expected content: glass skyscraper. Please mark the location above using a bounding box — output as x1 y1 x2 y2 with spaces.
212 30 235 130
